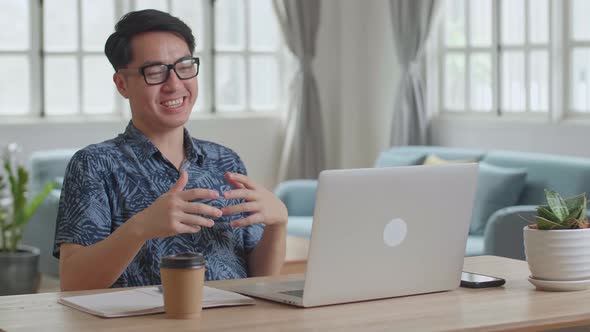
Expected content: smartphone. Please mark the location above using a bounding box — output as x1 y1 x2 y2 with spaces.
460 271 506 288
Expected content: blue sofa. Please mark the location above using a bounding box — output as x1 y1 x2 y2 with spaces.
23 149 77 277
276 146 590 261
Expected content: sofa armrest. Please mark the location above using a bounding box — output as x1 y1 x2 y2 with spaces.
274 180 317 217
483 205 537 261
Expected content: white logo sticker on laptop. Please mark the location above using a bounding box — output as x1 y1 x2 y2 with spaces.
383 218 407 247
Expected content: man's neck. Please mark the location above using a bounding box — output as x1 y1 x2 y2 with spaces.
134 121 186 170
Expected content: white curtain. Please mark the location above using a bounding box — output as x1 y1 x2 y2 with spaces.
273 0 325 181
389 0 440 146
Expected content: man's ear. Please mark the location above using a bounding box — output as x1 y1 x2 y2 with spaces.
113 72 129 99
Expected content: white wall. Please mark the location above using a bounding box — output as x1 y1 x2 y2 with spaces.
0 115 283 189
430 116 590 158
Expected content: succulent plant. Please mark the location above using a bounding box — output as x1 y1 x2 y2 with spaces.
0 151 56 252
534 189 588 230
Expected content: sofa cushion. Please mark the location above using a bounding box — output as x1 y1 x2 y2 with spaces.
384 146 486 160
470 163 527 235
375 146 486 168
374 152 424 167
422 154 477 165
483 150 590 205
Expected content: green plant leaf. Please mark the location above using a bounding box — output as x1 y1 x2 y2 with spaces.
536 216 569 230
545 189 569 222
581 194 588 220
3 159 16 199
21 181 56 227
564 193 587 219
565 205 585 224
2 151 58 252
564 218 581 229
11 165 27 232
564 193 586 210
537 206 560 223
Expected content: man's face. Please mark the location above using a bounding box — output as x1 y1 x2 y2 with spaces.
114 31 198 135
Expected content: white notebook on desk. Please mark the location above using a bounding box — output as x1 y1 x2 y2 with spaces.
58 286 255 318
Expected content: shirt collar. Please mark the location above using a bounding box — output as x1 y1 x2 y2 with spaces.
122 121 205 165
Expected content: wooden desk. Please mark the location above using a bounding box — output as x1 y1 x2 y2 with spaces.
38 236 310 293
2 256 590 332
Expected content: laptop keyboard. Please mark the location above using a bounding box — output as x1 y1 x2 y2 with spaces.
280 289 304 298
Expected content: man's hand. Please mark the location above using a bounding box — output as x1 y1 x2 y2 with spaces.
221 172 288 227
133 170 222 240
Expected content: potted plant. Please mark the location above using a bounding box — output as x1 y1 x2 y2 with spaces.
0 146 55 295
524 189 590 291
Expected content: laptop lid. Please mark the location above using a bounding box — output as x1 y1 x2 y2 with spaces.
301 163 478 307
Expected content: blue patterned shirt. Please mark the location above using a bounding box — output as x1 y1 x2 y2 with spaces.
53 122 264 287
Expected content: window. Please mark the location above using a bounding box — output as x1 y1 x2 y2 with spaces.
436 0 590 117
440 0 551 115
0 0 285 117
214 0 282 112
43 0 117 116
0 1 36 115
570 0 590 113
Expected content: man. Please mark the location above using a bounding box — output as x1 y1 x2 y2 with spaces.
53 9 287 291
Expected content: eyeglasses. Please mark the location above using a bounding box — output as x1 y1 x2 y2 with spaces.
119 57 200 85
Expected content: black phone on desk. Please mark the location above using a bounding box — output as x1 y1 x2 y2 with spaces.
460 271 506 288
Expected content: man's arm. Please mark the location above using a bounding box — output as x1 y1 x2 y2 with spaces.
59 171 222 291
246 224 286 276
221 172 288 277
59 219 145 291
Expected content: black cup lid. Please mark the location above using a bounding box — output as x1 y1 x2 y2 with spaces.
160 252 206 269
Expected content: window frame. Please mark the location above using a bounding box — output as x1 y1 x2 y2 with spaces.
0 0 287 119
565 0 590 118
0 0 42 117
429 0 574 121
212 0 287 113
42 0 124 117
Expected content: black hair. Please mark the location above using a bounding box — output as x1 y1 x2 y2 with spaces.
104 9 195 71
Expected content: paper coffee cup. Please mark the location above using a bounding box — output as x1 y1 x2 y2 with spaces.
160 252 206 319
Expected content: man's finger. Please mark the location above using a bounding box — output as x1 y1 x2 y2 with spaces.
182 201 223 218
230 213 264 227
224 189 259 201
175 223 201 234
225 172 257 190
180 214 215 228
179 188 219 201
225 174 246 189
221 202 259 215
169 170 188 193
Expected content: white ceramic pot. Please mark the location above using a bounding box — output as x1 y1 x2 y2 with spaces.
524 226 590 281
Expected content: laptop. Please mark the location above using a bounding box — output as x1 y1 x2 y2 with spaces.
232 163 478 307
